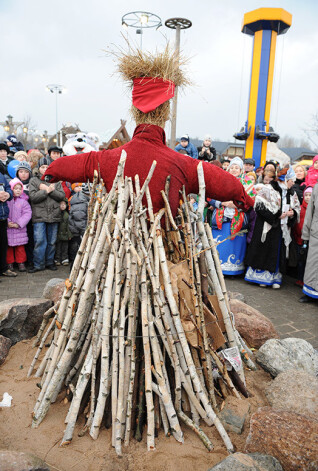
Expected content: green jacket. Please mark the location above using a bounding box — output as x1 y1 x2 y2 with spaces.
58 210 72 241
29 175 65 223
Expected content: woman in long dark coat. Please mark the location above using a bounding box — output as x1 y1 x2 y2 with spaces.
245 167 300 288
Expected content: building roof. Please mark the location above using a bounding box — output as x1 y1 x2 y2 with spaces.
279 147 317 162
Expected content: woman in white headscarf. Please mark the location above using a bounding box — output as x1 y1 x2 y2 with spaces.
209 157 250 275
245 166 300 288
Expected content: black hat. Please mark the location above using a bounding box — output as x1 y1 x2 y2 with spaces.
0 142 10 154
244 158 255 166
38 157 50 168
48 146 63 155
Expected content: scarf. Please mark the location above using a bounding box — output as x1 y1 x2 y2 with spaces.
216 207 245 237
255 184 281 243
278 182 301 256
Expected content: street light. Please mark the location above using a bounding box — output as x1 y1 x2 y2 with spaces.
46 84 67 146
165 18 192 149
122 11 162 50
0 114 24 135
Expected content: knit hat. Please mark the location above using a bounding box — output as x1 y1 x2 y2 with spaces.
38 157 50 168
71 182 82 191
204 135 212 142
16 161 32 175
9 177 23 191
228 156 243 172
0 142 9 153
81 183 91 195
304 186 313 194
313 155 318 164
7 134 18 144
14 150 28 160
180 134 189 142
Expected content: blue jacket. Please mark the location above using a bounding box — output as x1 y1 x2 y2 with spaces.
0 173 13 220
175 142 198 159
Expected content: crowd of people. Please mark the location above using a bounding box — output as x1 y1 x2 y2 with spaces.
0 138 89 278
175 135 318 304
0 132 317 304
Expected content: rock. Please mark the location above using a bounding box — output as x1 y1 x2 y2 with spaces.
265 369 318 417
42 278 65 303
0 335 12 366
228 291 246 303
0 299 52 345
219 396 250 434
230 299 279 348
246 407 318 471
0 450 50 471
256 338 317 377
207 452 283 471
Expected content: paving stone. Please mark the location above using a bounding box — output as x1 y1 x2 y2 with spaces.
276 324 298 335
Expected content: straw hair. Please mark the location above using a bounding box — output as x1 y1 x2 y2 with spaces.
110 42 190 127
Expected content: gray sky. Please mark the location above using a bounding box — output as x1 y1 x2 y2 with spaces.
1 0 318 146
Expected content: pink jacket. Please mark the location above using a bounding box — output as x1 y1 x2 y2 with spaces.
7 192 32 247
305 156 318 188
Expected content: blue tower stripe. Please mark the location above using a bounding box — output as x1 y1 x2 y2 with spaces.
252 30 272 165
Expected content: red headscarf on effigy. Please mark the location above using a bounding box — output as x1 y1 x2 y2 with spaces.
132 77 175 113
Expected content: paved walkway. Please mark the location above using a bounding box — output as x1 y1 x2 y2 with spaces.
1 267 317 348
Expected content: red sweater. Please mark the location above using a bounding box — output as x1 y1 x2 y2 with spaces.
293 200 308 245
44 124 254 216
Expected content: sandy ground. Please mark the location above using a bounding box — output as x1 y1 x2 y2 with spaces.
0 339 272 471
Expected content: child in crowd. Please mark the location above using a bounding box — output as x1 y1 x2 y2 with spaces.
28 157 65 273
0 143 13 177
6 178 32 272
27 150 43 171
69 183 90 267
0 165 15 277
305 155 318 188
16 161 34 266
16 161 32 196
292 186 312 287
14 151 29 162
55 199 72 266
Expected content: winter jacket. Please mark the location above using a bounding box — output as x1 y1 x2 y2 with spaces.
0 155 14 179
7 194 32 246
58 210 72 241
302 184 318 292
29 175 65 223
0 173 13 220
305 166 318 188
197 145 216 162
175 142 198 159
68 192 89 236
292 178 306 204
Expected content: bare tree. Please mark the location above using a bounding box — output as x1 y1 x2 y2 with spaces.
279 134 313 150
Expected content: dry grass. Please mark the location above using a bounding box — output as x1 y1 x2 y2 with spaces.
110 42 190 89
106 40 191 127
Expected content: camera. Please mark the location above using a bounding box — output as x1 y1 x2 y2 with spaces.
0 184 5 192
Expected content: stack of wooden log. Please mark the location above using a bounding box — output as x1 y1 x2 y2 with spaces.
29 151 256 456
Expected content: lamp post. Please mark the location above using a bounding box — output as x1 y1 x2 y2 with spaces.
0 114 24 135
46 84 67 147
122 11 162 50
165 18 192 149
